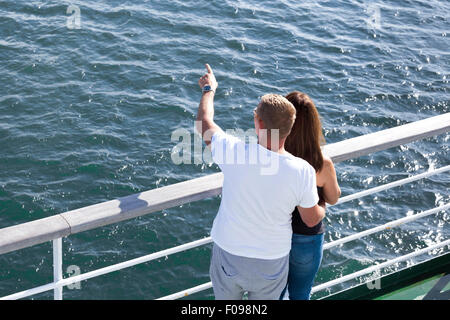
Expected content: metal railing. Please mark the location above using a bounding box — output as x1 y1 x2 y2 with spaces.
0 112 449 300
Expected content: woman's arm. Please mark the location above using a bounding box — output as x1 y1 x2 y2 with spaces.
317 156 341 205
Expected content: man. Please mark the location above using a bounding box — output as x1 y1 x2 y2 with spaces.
196 64 325 300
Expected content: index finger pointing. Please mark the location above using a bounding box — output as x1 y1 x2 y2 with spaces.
205 64 213 74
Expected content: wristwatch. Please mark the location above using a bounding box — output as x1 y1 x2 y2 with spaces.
202 85 215 94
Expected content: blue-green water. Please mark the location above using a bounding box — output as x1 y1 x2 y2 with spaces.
0 0 449 299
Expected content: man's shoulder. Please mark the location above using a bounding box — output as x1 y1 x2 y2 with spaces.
212 130 246 145
282 155 316 177
284 154 313 168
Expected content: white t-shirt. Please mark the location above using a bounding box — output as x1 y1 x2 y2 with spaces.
210 130 319 259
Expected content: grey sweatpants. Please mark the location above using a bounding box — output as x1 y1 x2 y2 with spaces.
209 243 289 300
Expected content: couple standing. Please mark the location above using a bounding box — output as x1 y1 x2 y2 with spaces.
196 64 341 300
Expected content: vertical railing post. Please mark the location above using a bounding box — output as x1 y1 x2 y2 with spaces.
53 238 63 300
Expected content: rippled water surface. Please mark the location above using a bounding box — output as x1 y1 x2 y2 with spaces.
0 0 449 299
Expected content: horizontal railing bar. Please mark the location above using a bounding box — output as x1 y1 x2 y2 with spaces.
322 112 450 163
156 282 214 301
0 174 223 256
322 203 449 250
2 193 448 300
333 165 450 206
0 237 212 300
311 239 450 295
157 239 450 300
0 113 449 255
156 204 449 300
1 164 445 259
60 174 224 235
0 215 70 256
2 201 447 300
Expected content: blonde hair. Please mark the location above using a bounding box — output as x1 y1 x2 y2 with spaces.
255 94 296 139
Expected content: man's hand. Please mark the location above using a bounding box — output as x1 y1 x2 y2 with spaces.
198 64 218 92
196 64 223 146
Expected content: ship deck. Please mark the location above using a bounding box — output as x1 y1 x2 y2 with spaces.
323 253 449 300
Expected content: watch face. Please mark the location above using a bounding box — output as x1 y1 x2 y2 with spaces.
203 85 212 91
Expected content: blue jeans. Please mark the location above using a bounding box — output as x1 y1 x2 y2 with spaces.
280 233 324 300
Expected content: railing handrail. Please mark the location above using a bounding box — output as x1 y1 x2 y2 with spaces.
2 202 448 300
157 239 450 300
0 112 449 255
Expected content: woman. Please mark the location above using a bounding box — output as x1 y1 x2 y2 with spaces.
281 91 341 300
